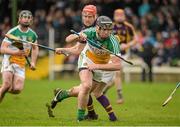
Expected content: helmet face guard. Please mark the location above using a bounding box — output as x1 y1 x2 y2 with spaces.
18 10 33 27
96 16 113 30
96 16 113 39
97 21 113 30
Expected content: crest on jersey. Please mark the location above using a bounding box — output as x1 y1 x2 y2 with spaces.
27 36 33 42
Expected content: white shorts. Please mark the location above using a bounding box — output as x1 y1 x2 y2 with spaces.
1 63 25 78
78 52 115 84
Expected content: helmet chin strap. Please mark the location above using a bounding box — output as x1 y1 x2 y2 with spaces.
21 24 30 27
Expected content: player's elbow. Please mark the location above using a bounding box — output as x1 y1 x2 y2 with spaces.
32 45 39 51
115 64 122 70
109 63 121 71
65 35 74 43
0 47 6 54
65 34 79 43
65 36 70 43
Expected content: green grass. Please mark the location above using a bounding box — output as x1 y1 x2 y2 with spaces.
0 79 180 126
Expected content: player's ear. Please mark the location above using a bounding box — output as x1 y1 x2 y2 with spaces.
30 16 33 25
96 25 99 31
18 17 21 24
95 14 97 20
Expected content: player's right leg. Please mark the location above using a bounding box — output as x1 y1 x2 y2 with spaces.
84 83 99 120
0 71 13 103
77 69 93 121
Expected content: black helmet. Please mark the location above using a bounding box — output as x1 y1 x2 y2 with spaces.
96 16 113 29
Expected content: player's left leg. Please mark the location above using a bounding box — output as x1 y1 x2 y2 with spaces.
114 71 124 104
93 82 117 121
8 64 25 94
9 74 24 94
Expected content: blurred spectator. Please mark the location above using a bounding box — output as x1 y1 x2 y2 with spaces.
134 30 157 82
164 31 180 66
32 10 48 46
0 17 11 42
138 0 150 17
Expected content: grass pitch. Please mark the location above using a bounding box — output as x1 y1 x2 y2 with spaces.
0 79 179 126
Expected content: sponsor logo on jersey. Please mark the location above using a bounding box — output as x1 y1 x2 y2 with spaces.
27 36 33 42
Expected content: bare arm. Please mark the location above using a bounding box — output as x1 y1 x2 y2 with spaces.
66 32 87 43
87 56 121 71
1 41 26 56
120 25 138 50
126 28 138 49
56 42 85 55
65 34 79 43
31 41 39 67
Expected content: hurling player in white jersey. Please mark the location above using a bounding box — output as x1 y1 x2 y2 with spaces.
0 10 39 103
52 16 121 121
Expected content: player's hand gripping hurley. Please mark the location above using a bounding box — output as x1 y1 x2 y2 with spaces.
70 30 133 65
162 82 180 107
4 34 33 68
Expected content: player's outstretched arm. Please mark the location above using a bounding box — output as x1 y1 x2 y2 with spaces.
55 43 85 55
126 26 138 50
65 34 80 43
30 41 39 70
1 41 26 56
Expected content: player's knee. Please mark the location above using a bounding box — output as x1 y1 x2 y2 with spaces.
81 83 92 93
93 91 102 98
69 87 78 97
10 90 21 94
11 82 23 94
3 81 12 89
11 86 23 94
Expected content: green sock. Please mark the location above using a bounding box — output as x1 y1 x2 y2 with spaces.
57 90 70 102
77 109 85 121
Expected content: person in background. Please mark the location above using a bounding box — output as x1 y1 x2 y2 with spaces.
0 10 39 103
103 9 137 104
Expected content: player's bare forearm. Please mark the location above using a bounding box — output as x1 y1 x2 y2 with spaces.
31 44 39 65
68 43 84 55
129 35 138 47
93 63 121 71
88 56 121 71
56 43 84 55
1 47 18 55
65 34 79 43
1 42 22 55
